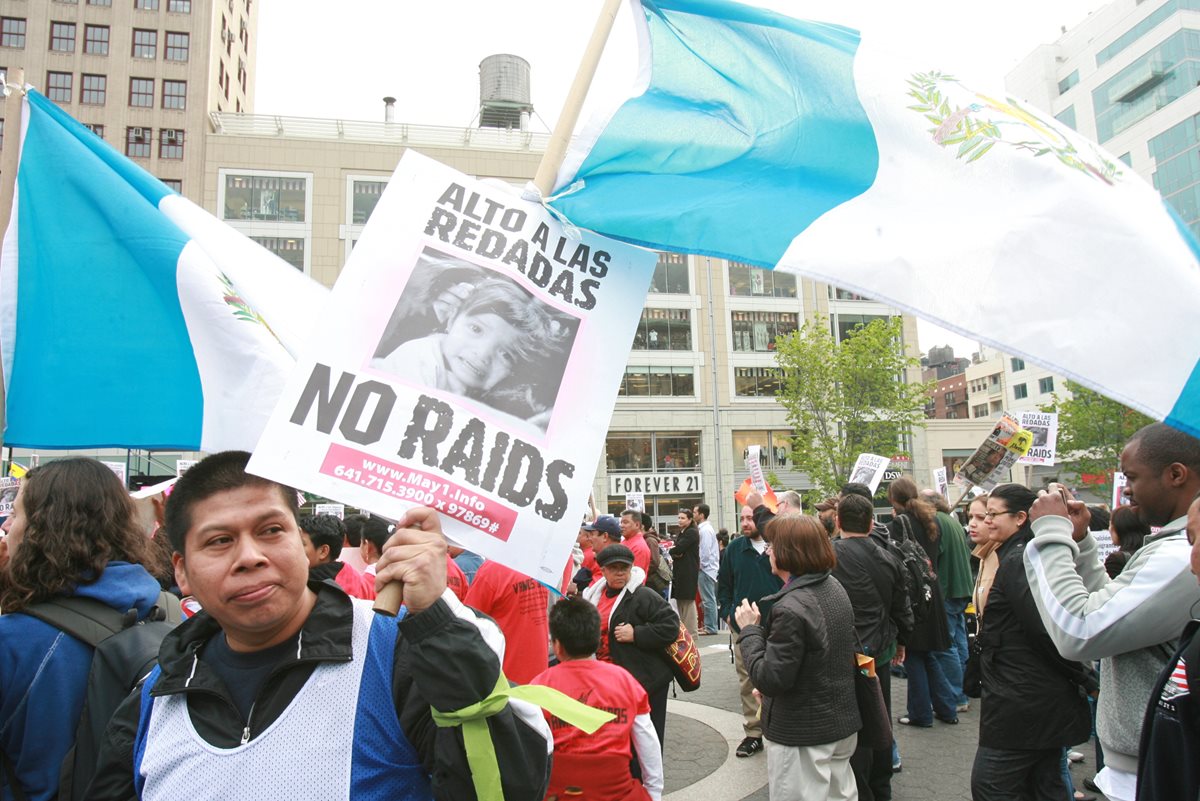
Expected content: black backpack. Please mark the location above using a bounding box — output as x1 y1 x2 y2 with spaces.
643 534 673 592
3 592 181 801
889 515 938 625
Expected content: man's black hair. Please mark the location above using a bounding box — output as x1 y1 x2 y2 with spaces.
361 516 392 552
1129 422 1200 473
343 513 368 547
837 493 875 535
840 482 874 502
549 597 601 659
696 503 711 519
640 512 653 532
299 514 346 561
164 450 299 554
1086 505 1111 533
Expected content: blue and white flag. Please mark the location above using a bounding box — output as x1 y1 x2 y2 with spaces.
1 89 327 450
551 0 1200 438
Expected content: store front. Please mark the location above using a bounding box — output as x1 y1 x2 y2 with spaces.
605 431 704 536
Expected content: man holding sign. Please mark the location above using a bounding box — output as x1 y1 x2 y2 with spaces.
88 451 552 800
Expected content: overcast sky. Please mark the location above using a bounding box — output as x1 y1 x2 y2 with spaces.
255 0 1109 356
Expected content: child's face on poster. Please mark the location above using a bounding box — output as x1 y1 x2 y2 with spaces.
442 311 522 392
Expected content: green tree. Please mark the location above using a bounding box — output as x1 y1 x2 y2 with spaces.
1041 380 1152 488
774 316 932 496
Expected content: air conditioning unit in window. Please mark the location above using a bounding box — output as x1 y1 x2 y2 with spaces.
162 130 178 143
225 29 235 45
131 127 146 139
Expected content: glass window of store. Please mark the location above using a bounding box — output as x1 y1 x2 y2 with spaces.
728 261 797 298
731 310 798 352
632 308 692 350
223 174 307 222
732 430 794 469
649 251 689 294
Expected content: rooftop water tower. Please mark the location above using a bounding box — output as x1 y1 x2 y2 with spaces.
479 54 533 131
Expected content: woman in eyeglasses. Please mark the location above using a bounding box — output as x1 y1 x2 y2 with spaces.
971 483 1096 801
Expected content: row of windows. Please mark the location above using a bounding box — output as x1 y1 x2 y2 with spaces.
124 126 185 159
1011 377 1055 400
44 72 186 109
1093 29 1200 142
606 430 796 475
1096 0 1200 67
42 23 190 60
615 364 787 399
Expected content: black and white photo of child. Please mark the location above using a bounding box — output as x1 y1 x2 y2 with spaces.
370 248 579 432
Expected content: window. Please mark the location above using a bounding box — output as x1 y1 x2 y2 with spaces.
82 122 104 138
1095 0 1200 66
731 310 798 352
973 404 988 418
352 179 386 223
619 366 695 397
1092 30 1200 142
1010 357 1025 371
168 0 191 11
126 126 151 158
605 432 700 472
1013 383 1028 400
1 18 25 49
223 174 307 222
159 128 183 159
162 79 186 110
1057 70 1079 95
81 74 106 105
728 261 797 298
944 391 957 404
129 77 154 107
250 237 305 271
47 72 73 103
833 313 888 342
165 31 188 61
160 178 182 193
84 25 109 55
50 22 76 52
1119 152 1133 166
732 430 794 469
132 29 157 58
828 286 871 301
649 252 689 294
87 0 113 5
135 0 160 9
632 309 691 350
1039 376 1055 394
1055 106 1076 131
735 366 783 397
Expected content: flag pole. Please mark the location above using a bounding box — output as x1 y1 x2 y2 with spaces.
532 0 623 197
0 69 24 450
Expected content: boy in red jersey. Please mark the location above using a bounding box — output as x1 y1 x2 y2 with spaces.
531 597 663 801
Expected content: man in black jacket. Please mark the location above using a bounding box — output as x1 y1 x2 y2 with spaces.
833 493 914 801
86 450 551 801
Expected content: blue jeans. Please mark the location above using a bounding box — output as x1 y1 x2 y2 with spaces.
905 649 958 724
698 571 719 632
933 597 970 706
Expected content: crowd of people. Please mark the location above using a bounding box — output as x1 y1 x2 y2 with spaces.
1 419 1198 800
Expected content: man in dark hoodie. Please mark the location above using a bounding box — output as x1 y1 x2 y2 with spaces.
299 513 376 600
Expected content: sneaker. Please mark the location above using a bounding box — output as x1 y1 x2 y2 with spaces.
735 736 764 758
1067 750 1085 763
892 759 902 773
897 716 932 728
956 702 971 712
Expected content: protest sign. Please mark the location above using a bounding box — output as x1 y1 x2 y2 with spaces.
248 152 657 584
746 445 769 494
1017 411 1058 466
0 478 19 516
1112 470 1129 508
625 492 645 513
314 503 345 519
176 459 198 477
932 467 949 500
953 414 1034 490
734 477 777 512
1092 527 1118 561
849 453 890 494
101 460 127 488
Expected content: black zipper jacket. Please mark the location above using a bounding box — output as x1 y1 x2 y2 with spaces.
85 581 551 800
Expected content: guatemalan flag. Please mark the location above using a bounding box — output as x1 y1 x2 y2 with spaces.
1 89 327 450
550 0 1200 439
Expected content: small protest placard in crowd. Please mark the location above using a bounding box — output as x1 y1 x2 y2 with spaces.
746 445 769 494
249 152 656 583
314 503 345 519
1017 411 1058 466
849 453 890 493
954 414 1034 490
932 467 949 500
625 493 645 513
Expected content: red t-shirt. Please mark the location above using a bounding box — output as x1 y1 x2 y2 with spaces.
464 560 549 684
335 562 376 600
446 555 469 602
622 532 652 576
595 589 620 663
530 659 650 758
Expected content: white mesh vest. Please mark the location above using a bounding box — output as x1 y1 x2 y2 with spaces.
134 600 431 800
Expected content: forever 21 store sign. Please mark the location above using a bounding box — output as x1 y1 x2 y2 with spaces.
609 473 704 496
